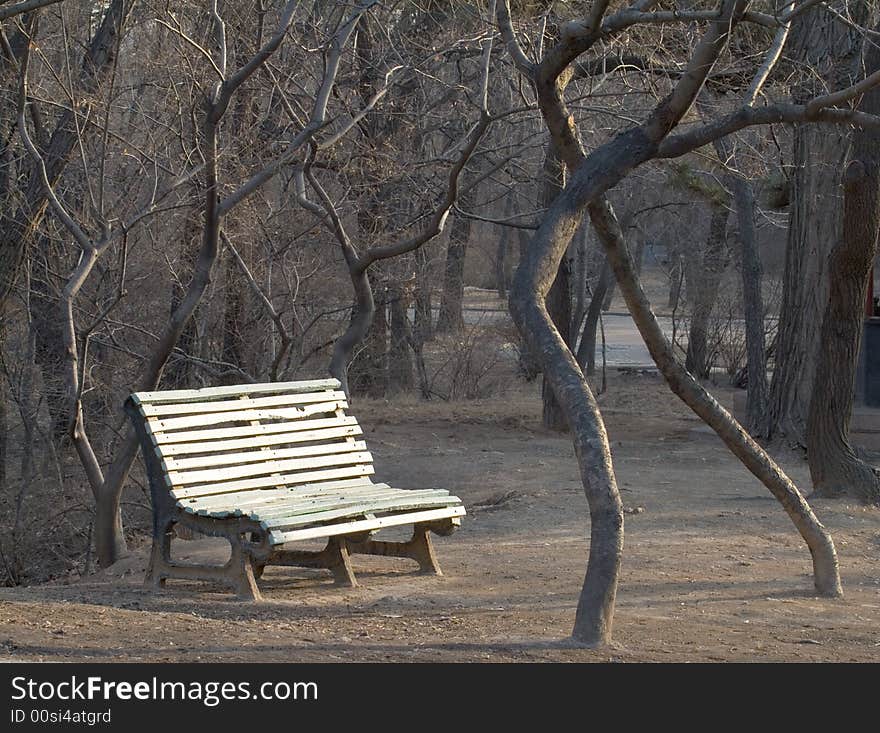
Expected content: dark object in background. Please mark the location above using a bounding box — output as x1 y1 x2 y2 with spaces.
856 317 880 406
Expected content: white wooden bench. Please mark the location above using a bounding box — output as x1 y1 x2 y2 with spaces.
125 378 465 599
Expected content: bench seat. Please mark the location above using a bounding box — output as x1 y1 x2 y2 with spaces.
125 378 466 599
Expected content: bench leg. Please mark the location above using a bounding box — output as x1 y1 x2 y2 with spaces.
144 520 173 589
346 525 443 576
144 520 262 600
328 537 357 587
410 526 442 575
230 535 262 601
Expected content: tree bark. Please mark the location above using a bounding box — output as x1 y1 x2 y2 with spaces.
220 247 247 381
507 129 658 645
807 27 880 504
350 286 388 398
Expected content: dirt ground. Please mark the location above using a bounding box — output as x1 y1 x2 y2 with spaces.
1 372 878 662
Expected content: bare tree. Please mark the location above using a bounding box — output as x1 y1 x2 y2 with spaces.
14 0 381 566
494 0 880 644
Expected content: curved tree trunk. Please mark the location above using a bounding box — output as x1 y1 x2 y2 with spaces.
589 196 842 597
349 285 387 398
807 31 880 504
329 269 375 398
509 258 623 647
506 131 655 645
540 142 571 431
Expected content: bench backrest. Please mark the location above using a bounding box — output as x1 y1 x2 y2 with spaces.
126 379 374 509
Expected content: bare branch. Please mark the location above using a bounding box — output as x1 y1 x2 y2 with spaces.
744 1 794 106
642 0 748 143
223 0 297 96
210 0 227 78
154 18 224 81
656 103 880 159
0 0 64 22
496 1 535 76
17 38 93 252
217 1 376 216
360 113 491 268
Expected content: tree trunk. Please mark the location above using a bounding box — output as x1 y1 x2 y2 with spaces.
807 29 880 504
590 196 842 597
436 207 470 333
540 142 571 431
0 376 6 492
768 7 865 443
668 254 684 310
576 258 613 376
387 282 414 394
413 247 434 343
328 265 374 398
515 224 541 380
163 212 202 389
509 238 623 648
349 286 387 398
732 176 770 436
685 205 729 380
496 193 516 299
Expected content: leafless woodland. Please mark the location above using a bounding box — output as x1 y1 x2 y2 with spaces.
2 0 880 649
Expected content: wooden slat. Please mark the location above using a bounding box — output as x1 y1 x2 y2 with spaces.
139 390 347 417
156 424 363 457
166 451 374 487
176 479 382 512
171 464 375 499
241 489 452 520
200 485 407 517
151 416 360 447
268 506 466 545
131 379 341 405
162 440 368 471
259 495 461 530
148 400 346 433
191 487 447 520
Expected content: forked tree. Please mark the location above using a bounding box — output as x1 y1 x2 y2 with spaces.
497 0 880 645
